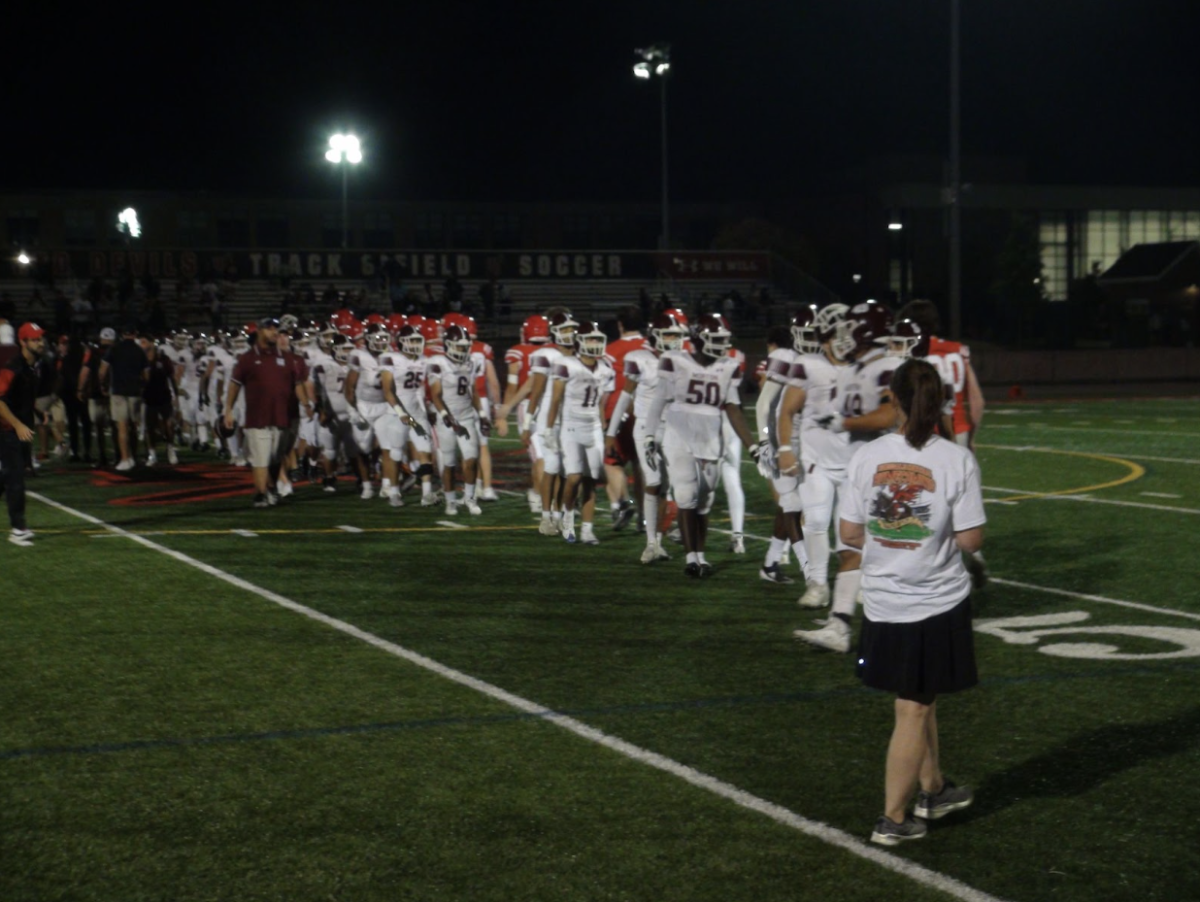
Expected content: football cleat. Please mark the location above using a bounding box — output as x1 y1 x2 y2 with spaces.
538 519 558 536
684 562 701 578
759 564 794 585
479 487 500 502
420 494 440 507
729 533 745 554
613 499 636 531
389 493 405 508
444 502 458 516
562 528 577 544
9 528 34 547
798 583 831 609
697 562 715 578
464 500 483 516
167 446 179 466
793 618 851 653
640 544 660 564
146 450 158 467
653 542 671 561
361 483 375 500
580 529 599 546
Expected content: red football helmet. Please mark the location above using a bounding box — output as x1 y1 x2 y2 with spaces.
650 310 689 352
548 311 579 348
663 307 689 326
364 312 386 327
692 313 732 359
790 305 820 355
416 317 441 347
522 314 550 345
443 324 473 364
385 313 408 335
575 320 607 358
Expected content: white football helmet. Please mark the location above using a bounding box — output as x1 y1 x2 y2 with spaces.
444 325 473 365
576 320 606 358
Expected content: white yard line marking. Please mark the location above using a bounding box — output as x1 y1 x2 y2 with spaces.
337 525 364 533
980 485 1200 515
27 490 1007 902
437 520 468 529
984 500 1019 506
231 529 258 538
1141 492 1183 499
990 578 1200 625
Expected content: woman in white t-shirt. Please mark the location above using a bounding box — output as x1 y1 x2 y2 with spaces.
840 358 986 848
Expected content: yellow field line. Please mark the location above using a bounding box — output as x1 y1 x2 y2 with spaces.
978 445 1145 502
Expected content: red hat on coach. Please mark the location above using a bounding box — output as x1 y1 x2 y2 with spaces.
18 322 45 341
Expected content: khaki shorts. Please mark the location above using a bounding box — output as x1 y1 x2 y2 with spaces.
88 399 111 425
244 427 282 469
35 396 66 426
110 395 143 423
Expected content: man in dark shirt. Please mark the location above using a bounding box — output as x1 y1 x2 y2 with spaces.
98 325 147 471
225 317 309 507
142 339 179 466
0 323 45 545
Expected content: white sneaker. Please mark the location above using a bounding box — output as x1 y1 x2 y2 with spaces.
580 529 599 546
146 450 158 467
389 492 405 508
654 541 671 561
798 583 831 609
538 519 558 536
444 501 458 516
480 487 499 502
277 480 294 498
9 528 34 547
793 618 851 653
167 446 179 465
115 458 135 472
562 528 577 544
464 500 482 516
640 544 660 563
361 483 375 500
730 533 745 554
420 494 440 507
232 456 248 467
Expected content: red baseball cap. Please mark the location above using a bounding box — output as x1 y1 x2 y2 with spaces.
18 322 45 341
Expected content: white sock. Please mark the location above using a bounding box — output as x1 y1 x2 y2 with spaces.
792 539 811 578
722 463 745 534
804 529 831 586
581 521 594 536
541 510 552 521
764 536 787 568
686 551 699 564
644 494 659 546
463 483 476 502
563 510 575 533
445 490 457 505
381 478 393 495
422 480 433 497
832 569 862 619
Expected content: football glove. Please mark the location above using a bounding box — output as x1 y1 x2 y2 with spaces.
543 427 561 453
480 419 491 437
641 437 658 473
817 412 846 434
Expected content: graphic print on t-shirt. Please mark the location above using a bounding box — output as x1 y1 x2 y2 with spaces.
867 462 936 545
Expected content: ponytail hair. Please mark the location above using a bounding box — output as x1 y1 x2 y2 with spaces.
891 359 943 449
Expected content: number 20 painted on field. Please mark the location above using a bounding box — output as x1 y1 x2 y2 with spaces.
975 611 1200 660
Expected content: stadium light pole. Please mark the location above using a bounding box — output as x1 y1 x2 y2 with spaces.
325 133 363 249
634 44 671 250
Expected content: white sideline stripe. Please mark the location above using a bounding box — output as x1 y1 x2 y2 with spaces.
337 525 364 533
436 520 468 529
982 443 1200 465
1141 492 1182 499
984 500 1019 506
989 578 1200 625
26 490 1006 902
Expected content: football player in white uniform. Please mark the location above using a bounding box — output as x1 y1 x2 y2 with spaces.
606 310 686 563
498 314 551 511
792 301 904 652
345 323 406 504
544 320 615 545
381 323 439 506
524 310 578 535
718 318 749 554
428 324 485 515
754 317 814 586
312 334 369 492
643 314 767 578
179 333 211 451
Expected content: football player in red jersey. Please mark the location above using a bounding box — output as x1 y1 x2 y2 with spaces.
897 299 987 588
601 306 646 529
499 314 551 510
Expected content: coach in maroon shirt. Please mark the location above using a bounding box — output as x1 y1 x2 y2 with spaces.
224 318 307 507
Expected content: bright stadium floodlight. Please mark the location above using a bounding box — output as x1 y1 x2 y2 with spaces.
327 132 363 249
888 222 903 231
117 207 142 239
633 43 672 248
17 251 30 265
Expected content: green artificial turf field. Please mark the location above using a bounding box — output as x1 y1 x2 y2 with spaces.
3 396 1199 902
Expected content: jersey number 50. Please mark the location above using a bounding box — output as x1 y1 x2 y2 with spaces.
685 379 722 407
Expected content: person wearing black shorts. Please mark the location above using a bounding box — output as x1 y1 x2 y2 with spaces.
839 358 986 847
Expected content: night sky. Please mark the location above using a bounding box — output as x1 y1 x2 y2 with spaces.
7 0 1199 202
